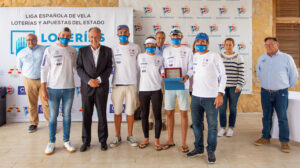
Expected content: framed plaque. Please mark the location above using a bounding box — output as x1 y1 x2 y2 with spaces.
165 68 182 78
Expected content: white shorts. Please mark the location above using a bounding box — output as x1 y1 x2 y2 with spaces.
111 85 137 116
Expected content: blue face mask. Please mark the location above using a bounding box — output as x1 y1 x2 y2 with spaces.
171 38 181 45
119 35 129 43
59 38 70 45
146 47 156 54
196 45 207 52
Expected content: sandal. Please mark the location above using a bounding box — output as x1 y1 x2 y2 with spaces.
138 142 149 149
181 145 189 153
154 145 163 151
162 143 175 150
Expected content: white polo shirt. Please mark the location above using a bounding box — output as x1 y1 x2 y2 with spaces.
162 45 193 90
138 53 163 91
41 44 77 89
192 51 227 98
112 42 141 85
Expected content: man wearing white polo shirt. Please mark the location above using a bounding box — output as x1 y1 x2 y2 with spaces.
187 33 226 164
41 27 77 155
162 29 193 153
110 25 141 148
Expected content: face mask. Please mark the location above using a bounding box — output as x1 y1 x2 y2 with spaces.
146 47 156 54
171 38 181 45
119 35 129 43
59 38 69 45
196 45 207 52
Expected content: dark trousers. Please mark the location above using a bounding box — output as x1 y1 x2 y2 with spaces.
219 87 241 128
261 88 289 142
139 90 162 139
191 96 218 152
82 90 109 145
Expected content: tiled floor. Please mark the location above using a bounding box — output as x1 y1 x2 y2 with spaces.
0 113 299 168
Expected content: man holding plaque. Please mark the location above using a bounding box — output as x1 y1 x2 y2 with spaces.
161 29 193 153
187 33 226 164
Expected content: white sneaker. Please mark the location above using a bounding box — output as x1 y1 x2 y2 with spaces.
110 136 122 148
64 141 76 153
44 143 55 155
218 128 226 137
226 128 234 137
127 136 138 147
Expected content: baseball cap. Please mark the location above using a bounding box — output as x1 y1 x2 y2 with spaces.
170 29 182 35
195 32 209 41
117 25 129 31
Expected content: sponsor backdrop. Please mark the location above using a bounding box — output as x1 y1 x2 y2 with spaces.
120 0 252 93
0 7 133 122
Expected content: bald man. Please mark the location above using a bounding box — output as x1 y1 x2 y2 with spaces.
17 34 49 133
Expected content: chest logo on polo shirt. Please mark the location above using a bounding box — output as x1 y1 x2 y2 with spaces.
180 51 187 58
129 49 136 56
202 58 209 67
154 59 160 66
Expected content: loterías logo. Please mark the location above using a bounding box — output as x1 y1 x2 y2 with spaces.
162 6 171 15
237 7 246 15
24 106 29 115
7 104 21 113
181 6 190 15
134 23 143 32
6 86 14 95
210 24 218 33
75 86 81 96
171 24 180 30
8 66 21 78
219 6 227 15
153 24 162 33
144 5 152 15
200 7 209 15
229 24 237 32
238 42 246 50
218 44 225 51
79 107 83 112
191 24 200 33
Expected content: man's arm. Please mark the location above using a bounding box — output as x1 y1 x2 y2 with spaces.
287 55 299 88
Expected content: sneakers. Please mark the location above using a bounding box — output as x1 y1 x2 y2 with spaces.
110 136 122 148
127 136 138 147
64 141 76 153
226 128 234 137
207 151 216 164
44 143 55 155
186 149 204 158
217 128 226 137
254 137 270 146
280 142 290 153
28 125 37 133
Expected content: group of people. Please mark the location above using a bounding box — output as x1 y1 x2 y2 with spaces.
16 24 298 164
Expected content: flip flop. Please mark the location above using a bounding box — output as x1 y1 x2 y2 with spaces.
154 145 163 151
181 145 189 153
138 143 149 149
162 144 175 150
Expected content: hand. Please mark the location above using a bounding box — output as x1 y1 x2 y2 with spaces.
161 73 165 79
214 93 223 108
88 79 100 88
180 75 189 83
42 89 49 102
235 88 241 93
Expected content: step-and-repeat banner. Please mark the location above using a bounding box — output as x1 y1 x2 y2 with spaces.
120 0 252 93
0 7 133 122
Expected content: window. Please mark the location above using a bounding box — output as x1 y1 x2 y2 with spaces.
275 0 300 67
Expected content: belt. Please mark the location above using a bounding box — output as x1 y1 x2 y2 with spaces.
262 88 285 93
115 84 130 86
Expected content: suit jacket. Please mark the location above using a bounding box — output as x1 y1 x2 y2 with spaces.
77 45 113 97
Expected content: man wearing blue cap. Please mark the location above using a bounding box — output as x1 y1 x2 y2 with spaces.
161 29 193 153
110 25 141 148
187 32 226 164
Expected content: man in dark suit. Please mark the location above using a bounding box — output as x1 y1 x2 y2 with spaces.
77 27 113 152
